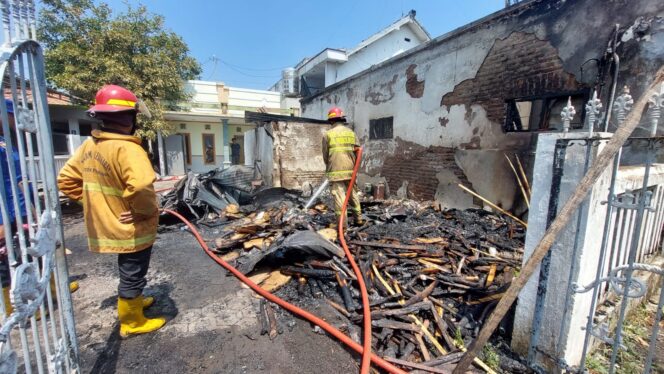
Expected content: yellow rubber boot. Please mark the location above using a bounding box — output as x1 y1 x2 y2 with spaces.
118 296 166 338
142 296 154 309
2 287 12 317
3 287 42 320
50 277 80 295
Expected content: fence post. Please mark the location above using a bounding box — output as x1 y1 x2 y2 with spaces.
511 131 614 371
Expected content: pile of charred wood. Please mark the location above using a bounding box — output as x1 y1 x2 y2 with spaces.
178 194 527 372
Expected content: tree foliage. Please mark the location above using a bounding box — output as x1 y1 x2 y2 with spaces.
38 0 201 138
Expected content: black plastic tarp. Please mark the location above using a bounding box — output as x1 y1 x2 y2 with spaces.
235 230 344 274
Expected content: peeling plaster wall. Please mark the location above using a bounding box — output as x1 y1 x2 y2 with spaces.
301 0 664 210
271 121 330 189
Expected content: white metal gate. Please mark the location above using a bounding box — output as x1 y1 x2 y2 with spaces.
0 1 79 373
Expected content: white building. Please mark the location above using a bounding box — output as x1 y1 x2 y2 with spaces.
161 80 299 174
270 10 430 98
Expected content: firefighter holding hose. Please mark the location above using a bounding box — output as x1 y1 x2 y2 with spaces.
322 107 364 226
57 85 165 337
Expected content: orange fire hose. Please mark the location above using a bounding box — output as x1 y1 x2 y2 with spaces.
164 207 407 374
337 146 372 374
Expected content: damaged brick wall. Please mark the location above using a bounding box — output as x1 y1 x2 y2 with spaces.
301 0 664 210
382 146 474 201
441 32 582 124
271 121 330 189
405 64 425 98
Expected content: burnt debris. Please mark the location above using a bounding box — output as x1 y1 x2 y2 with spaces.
162 180 527 371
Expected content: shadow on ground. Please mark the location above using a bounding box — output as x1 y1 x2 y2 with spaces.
64 215 357 373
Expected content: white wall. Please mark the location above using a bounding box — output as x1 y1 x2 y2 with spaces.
185 80 220 115
174 121 224 172
173 120 256 173
183 81 284 118
227 87 282 117
336 26 423 84
281 97 301 116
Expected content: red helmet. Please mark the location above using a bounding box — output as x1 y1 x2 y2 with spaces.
88 85 139 114
327 107 345 120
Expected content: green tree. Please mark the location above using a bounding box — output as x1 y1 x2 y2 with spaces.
38 0 201 138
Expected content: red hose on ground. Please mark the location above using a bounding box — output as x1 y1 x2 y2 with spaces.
337 146 372 374
164 208 407 374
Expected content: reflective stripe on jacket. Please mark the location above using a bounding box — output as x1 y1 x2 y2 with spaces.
57 130 158 253
322 124 357 181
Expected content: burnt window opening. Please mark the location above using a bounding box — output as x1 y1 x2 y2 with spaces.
369 117 394 140
504 93 587 132
79 123 94 137
50 122 70 155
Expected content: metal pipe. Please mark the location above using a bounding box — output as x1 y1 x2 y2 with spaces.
157 130 166 176
578 148 622 368
643 275 664 373
304 179 329 210
31 44 80 367
608 139 655 373
603 25 620 133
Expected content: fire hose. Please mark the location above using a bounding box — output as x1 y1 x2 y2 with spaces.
337 146 372 374
163 149 406 373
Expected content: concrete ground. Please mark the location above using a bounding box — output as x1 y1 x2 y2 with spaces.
63 212 357 374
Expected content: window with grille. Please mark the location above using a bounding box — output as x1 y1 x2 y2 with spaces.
504 93 587 132
369 117 393 140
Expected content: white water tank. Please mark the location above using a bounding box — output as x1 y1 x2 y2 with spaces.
281 67 297 95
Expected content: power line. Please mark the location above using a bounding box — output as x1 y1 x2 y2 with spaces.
206 55 219 80
218 59 292 72
220 60 282 78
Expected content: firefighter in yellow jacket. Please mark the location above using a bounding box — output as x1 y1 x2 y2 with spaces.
58 85 165 337
322 107 364 225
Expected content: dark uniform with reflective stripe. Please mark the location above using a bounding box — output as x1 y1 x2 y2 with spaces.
322 123 362 218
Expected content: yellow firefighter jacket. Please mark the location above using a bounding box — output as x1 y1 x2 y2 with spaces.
322 123 357 182
57 130 158 253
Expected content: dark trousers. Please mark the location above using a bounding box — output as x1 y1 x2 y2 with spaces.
117 246 153 299
0 256 11 288
1 220 25 288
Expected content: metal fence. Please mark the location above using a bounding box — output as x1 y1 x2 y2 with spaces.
0 1 79 373
595 172 664 304
524 83 664 373
575 135 664 374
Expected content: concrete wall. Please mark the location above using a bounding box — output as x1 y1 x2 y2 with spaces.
336 26 423 84
280 96 301 116
244 126 274 186
513 131 664 371
301 0 664 210
172 121 256 173
512 132 613 370
227 87 281 118
182 80 284 117
270 121 330 189
184 80 220 114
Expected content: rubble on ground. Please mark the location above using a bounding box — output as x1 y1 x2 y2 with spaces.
161 181 527 372
161 165 257 220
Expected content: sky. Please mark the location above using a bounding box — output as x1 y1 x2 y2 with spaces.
83 1 505 90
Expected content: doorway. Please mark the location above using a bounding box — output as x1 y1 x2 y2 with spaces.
231 134 245 165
